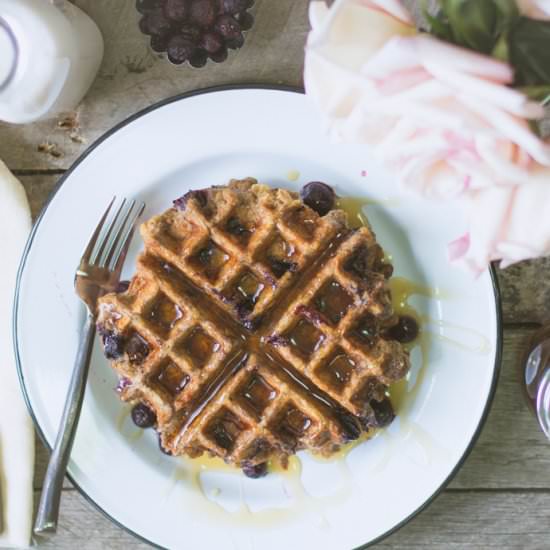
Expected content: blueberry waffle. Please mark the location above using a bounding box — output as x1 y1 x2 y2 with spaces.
97 178 410 477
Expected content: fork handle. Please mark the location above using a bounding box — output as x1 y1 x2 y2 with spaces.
34 313 96 537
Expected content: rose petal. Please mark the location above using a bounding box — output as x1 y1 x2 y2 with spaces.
460 95 550 165
517 0 550 19
448 233 470 261
412 35 514 83
309 0 330 29
424 60 544 118
361 0 414 24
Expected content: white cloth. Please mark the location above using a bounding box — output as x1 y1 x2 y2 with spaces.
0 159 33 548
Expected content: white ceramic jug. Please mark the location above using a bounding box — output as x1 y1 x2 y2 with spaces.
0 0 104 124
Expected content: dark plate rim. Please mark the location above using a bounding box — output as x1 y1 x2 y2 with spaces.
13 83 504 550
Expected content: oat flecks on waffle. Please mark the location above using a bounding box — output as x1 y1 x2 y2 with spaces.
97 178 410 472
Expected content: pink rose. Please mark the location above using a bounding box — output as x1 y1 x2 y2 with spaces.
450 177 550 274
305 0 550 272
517 0 550 19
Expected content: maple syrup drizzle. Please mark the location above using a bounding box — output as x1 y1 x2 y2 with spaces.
390 277 446 311
426 317 491 354
287 170 300 182
148 249 362 441
147 255 245 339
335 197 370 229
168 453 352 528
263 349 361 440
384 275 489 415
174 351 250 445
261 229 352 335
309 431 377 463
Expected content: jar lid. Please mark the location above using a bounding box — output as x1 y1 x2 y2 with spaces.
0 18 18 93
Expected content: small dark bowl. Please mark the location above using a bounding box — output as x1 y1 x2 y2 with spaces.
136 0 256 68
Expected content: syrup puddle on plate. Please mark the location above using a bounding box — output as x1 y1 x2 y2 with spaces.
384 277 454 467
336 196 400 228
166 454 353 528
308 431 377 464
286 169 300 182
389 277 490 356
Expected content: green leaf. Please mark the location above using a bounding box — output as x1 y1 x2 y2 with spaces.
424 10 454 42
491 32 509 62
494 0 520 35
425 0 520 60
518 85 550 104
528 119 543 138
440 0 498 53
493 0 520 22
425 0 550 90
509 17 550 86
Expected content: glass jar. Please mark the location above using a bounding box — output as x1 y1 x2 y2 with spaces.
0 0 104 124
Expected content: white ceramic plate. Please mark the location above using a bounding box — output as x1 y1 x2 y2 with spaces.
14 87 502 550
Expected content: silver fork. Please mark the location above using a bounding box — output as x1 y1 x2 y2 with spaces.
34 197 145 537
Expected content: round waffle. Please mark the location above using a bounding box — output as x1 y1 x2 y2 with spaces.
97 178 410 475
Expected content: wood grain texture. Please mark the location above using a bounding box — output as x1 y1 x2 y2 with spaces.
32 490 150 549
379 491 550 549
18 175 60 220
34 433 73 492
497 260 550 324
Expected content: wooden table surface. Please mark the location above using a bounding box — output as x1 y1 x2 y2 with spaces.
4 1 550 548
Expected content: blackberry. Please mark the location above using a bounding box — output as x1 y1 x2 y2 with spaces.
167 35 196 64
190 49 209 67
209 47 228 63
200 31 224 54
219 0 248 14
236 11 254 30
140 8 172 36
164 0 188 22
214 14 241 39
189 0 217 27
